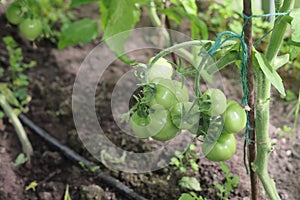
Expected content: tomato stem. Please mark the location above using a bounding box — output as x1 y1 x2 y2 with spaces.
254 0 294 199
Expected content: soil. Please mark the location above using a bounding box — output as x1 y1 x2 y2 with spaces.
1 2 300 200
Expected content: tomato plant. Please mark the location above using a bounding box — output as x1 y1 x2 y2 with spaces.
223 100 246 133
19 19 42 41
6 2 24 25
202 132 236 162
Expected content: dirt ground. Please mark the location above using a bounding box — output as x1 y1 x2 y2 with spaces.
1 3 300 200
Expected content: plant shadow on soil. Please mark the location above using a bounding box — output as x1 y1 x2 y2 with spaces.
1 6 300 200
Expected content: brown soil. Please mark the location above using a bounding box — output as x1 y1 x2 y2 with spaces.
0 3 300 200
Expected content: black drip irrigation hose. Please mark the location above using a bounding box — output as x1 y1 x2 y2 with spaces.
19 114 148 200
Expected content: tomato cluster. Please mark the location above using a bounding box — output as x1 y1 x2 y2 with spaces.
6 2 42 41
129 56 247 161
130 57 200 141
198 89 246 161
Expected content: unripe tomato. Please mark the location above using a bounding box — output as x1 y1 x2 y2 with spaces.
150 78 189 109
130 112 152 138
223 100 247 133
203 88 227 116
130 105 166 138
19 19 42 41
147 57 173 82
6 2 24 25
171 102 200 129
151 106 180 141
202 132 236 161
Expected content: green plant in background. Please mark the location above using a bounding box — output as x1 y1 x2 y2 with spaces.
201 0 271 37
177 162 238 200
5 0 74 42
2 36 35 107
0 36 34 159
170 144 199 173
179 192 207 200
214 162 239 200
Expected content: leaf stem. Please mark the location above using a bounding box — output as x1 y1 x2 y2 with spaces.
0 94 33 158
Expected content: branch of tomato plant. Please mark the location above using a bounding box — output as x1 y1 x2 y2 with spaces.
253 0 294 199
0 94 33 158
242 1 258 200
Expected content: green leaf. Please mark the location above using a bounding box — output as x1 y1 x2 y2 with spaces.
170 157 180 166
289 45 300 60
179 193 195 200
290 9 300 43
14 153 28 167
179 177 201 191
207 51 239 74
64 185 72 200
220 161 229 173
273 54 289 70
159 8 182 24
58 18 99 49
253 50 286 96
180 0 197 16
70 0 99 8
0 68 3 77
101 0 140 63
159 7 208 39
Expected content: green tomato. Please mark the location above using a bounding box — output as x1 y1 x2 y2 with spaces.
150 78 189 109
130 112 152 138
130 106 166 138
19 19 42 41
203 88 227 116
6 2 24 25
151 106 180 141
172 80 189 102
202 132 236 162
147 57 173 82
223 101 247 133
171 102 200 130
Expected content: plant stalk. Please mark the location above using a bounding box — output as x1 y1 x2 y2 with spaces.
0 94 33 158
253 0 294 199
243 1 258 200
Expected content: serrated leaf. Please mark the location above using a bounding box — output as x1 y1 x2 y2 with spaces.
274 54 289 69
70 0 99 8
253 51 286 96
101 0 140 63
179 177 201 191
290 9 300 43
58 18 99 49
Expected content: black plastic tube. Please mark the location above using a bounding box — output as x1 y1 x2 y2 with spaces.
19 114 148 200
